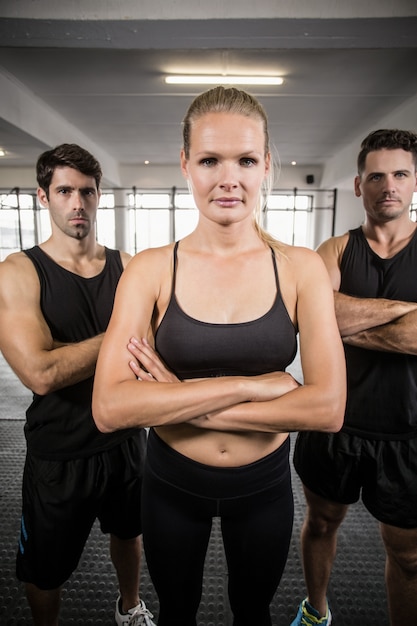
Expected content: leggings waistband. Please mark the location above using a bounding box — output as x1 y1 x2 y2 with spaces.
146 429 290 499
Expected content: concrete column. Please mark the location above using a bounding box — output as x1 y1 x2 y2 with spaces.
113 189 130 253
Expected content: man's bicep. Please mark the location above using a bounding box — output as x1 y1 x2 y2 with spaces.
1 298 54 371
0 265 54 386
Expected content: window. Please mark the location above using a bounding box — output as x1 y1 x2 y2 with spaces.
411 192 417 222
0 193 38 258
96 193 115 248
173 194 199 241
265 194 312 246
1 188 337 259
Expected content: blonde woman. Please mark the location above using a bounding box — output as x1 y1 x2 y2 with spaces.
92 86 346 626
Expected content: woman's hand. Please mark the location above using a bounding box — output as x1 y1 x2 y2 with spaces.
127 336 180 383
246 370 300 402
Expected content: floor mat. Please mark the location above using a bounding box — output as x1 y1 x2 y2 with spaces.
0 418 389 625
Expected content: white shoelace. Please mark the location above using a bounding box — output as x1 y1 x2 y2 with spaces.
126 602 155 626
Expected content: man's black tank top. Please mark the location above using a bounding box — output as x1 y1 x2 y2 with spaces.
23 245 138 460
155 242 297 380
340 226 417 440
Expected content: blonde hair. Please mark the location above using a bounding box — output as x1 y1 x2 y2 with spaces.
182 86 284 253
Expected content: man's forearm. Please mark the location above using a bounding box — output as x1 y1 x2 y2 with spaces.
335 292 417 337
342 309 417 355
33 334 105 394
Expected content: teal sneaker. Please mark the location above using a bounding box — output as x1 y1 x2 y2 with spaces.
290 598 332 625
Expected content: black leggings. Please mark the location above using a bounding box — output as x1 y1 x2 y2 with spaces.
142 430 294 626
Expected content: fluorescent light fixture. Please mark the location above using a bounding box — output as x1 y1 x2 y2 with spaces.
165 75 283 86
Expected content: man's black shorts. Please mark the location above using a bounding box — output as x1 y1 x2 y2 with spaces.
16 432 146 589
293 430 417 529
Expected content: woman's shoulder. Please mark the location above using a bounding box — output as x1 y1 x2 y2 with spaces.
276 241 321 264
113 243 176 309
276 243 330 288
127 242 175 269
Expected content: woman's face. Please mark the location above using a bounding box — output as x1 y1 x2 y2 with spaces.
181 111 270 227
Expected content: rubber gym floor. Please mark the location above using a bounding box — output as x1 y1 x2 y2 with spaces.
0 352 388 625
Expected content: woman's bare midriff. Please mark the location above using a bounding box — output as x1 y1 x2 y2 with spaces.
154 424 289 467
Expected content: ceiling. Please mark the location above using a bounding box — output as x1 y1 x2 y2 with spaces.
1 5 417 188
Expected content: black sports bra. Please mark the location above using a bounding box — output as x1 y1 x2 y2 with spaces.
154 242 297 379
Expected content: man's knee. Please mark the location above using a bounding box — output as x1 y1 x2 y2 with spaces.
381 523 417 578
303 486 348 536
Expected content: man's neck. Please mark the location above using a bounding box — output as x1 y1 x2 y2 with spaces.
361 218 417 259
39 235 106 277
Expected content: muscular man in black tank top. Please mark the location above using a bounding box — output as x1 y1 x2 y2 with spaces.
292 129 417 626
0 144 155 626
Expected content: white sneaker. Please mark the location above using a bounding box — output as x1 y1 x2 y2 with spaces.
115 595 156 626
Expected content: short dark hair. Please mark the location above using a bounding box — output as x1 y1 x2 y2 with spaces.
36 143 102 197
357 129 417 175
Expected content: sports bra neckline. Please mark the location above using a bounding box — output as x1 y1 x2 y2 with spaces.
168 240 281 327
